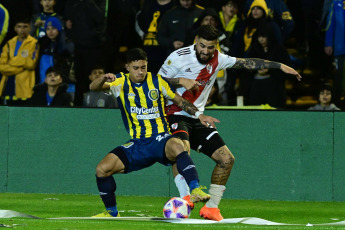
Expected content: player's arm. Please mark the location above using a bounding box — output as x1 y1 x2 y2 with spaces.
164 77 201 91
171 94 220 128
233 58 302 81
90 73 116 91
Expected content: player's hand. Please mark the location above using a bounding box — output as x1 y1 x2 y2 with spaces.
280 64 302 81
199 114 220 129
179 78 202 92
103 73 116 82
173 41 184 49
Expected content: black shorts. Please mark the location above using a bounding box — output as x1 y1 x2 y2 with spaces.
168 114 226 157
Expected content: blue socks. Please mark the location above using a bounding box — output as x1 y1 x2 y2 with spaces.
176 151 200 190
96 175 118 216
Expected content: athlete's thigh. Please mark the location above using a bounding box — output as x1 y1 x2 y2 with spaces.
189 121 226 158
168 115 194 150
114 134 174 173
97 153 125 176
168 114 192 141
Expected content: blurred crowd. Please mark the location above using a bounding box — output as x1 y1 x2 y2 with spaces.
0 0 343 110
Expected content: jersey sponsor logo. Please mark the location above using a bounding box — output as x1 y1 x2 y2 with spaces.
185 68 192 72
131 106 159 114
122 142 134 148
156 133 170 142
171 123 178 130
131 106 159 120
137 113 160 120
148 89 159 101
198 79 212 87
177 48 191 56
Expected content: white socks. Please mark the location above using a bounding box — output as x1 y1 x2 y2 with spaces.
174 174 226 208
174 174 190 197
205 184 226 208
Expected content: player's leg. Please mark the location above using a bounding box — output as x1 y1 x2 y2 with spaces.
93 147 126 217
165 137 210 203
200 145 235 221
172 121 235 221
168 115 195 205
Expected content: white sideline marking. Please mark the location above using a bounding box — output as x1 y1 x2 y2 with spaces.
0 210 40 219
2 210 345 226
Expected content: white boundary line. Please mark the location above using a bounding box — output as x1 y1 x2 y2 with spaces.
2 210 345 226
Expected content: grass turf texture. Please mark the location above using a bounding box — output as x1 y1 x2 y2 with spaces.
0 193 345 230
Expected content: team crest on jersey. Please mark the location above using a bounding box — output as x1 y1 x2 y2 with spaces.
21 50 29 58
167 60 172 65
128 93 135 97
206 63 213 74
148 89 159 101
171 123 178 130
122 142 134 148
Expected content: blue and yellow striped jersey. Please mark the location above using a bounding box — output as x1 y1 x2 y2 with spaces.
108 72 175 139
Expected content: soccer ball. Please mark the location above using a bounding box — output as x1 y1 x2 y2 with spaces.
163 197 191 218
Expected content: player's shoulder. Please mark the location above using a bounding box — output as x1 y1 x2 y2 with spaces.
167 45 195 64
115 72 126 79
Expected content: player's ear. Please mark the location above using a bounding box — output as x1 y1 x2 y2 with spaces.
125 64 129 71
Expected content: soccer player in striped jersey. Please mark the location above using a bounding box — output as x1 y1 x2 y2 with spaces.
158 25 301 221
90 48 220 217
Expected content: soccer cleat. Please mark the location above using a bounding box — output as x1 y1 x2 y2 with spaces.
190 186 210 203
199 205 223 221
92 210 120 217
182 195 194 210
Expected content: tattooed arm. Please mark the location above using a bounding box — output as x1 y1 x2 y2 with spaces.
165 77 202 90
171 94 220 128
233 58 302 81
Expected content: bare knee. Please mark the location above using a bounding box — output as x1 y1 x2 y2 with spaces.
96 162 111 177
165 138 187 161
212 146 235 169
95 153 124 177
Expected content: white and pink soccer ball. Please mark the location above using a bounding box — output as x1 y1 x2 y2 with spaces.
163 197 191 218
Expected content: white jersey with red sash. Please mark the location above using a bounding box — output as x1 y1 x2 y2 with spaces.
158 45 236 118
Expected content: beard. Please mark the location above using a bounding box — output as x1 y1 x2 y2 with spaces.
195 50 212 64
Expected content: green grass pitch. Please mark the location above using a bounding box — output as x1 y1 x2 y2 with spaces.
1 193 345 230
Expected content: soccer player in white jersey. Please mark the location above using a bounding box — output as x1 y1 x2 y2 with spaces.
158 25 301 221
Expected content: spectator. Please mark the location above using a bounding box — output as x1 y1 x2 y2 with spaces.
226 0 281 105
0 18 39 105
235 0 282 57
157 0 204 57
83 66 118 108
324 0 345 106
30 0 64 39
64 0 109 106
135 0 176 74
218 0 240 55
218 0 241 105
246 23 291 108
37 17 74 84
28 66 73 106
244 0 294 41
0 3 9 46
308 85 340 110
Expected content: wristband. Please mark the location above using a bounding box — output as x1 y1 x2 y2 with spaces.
195 111 202 118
